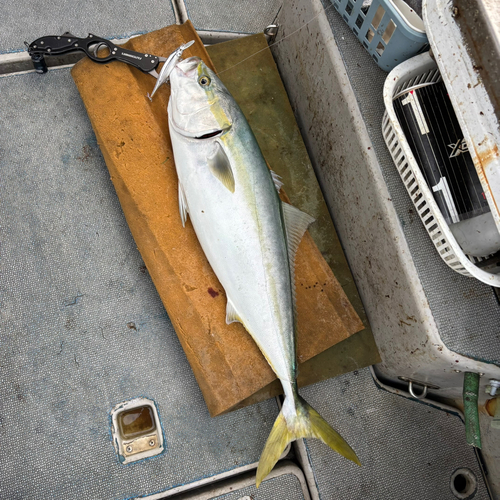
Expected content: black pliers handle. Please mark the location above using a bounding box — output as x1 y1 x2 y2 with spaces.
26 32 163 76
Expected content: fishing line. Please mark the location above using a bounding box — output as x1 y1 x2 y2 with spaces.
215 1 337 76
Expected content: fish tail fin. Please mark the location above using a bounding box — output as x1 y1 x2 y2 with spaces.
256 395 360 487
255 407 291 488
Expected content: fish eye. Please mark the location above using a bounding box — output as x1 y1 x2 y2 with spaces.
198 75 211 87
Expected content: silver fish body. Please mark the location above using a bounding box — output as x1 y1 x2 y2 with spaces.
168 56 359 485
169 62 294 385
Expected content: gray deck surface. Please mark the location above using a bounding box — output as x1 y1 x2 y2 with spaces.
322 1 500 365
0 69 278 500
0 0 176 54
182 0 281 34
300 368 489 499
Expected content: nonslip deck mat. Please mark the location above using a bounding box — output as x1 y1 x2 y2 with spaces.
301 368 489 499
320 0 500 365
0 0 176 54
0 23 377 500
70 24 368 417
0 68 279 500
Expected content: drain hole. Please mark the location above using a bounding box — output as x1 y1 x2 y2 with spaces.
450 468 477 499
454 474 467 493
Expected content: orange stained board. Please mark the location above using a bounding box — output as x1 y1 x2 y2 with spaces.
71 21 366 417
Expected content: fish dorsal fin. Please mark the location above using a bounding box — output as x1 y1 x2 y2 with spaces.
270 170 284 193
282 203 315 306
226 297 242 325
207 141 235 193
178 181 189 227
282 203 315 269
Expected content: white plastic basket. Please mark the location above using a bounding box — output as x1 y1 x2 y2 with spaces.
382 52 500 287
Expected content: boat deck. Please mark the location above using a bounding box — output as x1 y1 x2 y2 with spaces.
0 1 495 499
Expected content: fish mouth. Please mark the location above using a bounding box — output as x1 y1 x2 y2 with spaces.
169 116 231 139
194 129 226 140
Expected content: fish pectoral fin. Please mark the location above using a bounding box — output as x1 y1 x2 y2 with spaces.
178 181 189 227
270 169 284 193
225 298 242 325
207 141 235 193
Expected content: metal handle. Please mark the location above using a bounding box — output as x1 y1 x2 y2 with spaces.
26 33 160 74
408 380 428 399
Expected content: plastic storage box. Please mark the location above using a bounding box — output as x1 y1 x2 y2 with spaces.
331 0 428 71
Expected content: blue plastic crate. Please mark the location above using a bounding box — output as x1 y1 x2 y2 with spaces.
331 0 428 71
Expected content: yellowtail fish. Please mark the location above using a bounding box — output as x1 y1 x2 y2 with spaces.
168 56 360 486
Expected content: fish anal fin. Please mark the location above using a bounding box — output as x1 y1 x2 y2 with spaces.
207 141 235 193
178 182 189 227
225 298 242 325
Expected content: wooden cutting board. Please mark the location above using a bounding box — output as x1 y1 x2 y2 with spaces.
71 21 376 417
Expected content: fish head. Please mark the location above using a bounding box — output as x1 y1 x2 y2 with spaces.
169 57 233 139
